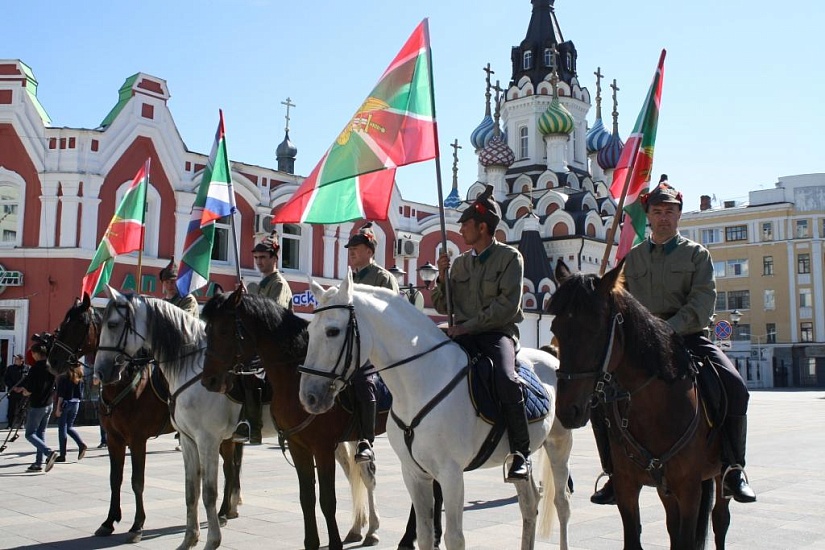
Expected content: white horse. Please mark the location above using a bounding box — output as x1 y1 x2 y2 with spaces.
94 287 368 550
299 272 573 550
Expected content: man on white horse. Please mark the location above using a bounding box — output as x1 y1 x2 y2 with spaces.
590 178 757 505
432 185 532 482
233 231 293 445
345 222 400 463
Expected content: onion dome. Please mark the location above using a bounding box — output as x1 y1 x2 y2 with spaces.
470 114 496 150
538 98 575 136
586 117 610 153
444 187 461 209
596 131 624 170
276 130 298 158
479 134 516 168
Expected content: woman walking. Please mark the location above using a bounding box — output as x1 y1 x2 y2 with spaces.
14 343 57 472
54 365 87 463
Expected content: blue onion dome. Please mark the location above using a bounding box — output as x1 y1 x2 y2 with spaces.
276 130 297 158
586 117 611 154
444 186 461 209
479 134 516 167
538 98 575 136
470 114 496 150
597 130 624 170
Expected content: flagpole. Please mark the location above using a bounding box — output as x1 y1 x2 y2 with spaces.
137 157 150 291
599 153 639 275
229 193 242 286
424 19 453 327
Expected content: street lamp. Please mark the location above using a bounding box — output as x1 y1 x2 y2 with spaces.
388 262 439 311
730 309 742 327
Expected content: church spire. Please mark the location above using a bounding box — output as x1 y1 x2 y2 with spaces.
510 0 577 87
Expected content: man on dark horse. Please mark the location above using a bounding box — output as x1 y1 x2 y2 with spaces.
233 231 293 445
345 222 400 464
432 185 531 482
590 178 757 505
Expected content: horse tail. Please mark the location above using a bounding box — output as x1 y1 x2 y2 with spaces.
538 416 574 541
695 478 713 550
337 442 368 531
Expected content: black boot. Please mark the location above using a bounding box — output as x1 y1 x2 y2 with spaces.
502 402 531 482
590 409 616 505
355 400 377 463
723 415 756 503
247 384 263 445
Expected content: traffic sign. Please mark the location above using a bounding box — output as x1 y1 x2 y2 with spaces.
715 320 733 341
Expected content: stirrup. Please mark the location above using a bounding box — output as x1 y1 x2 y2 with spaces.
593 471 610 495
232 421 251 443
722 464 755 501
503 451 531 483
355 440 374 463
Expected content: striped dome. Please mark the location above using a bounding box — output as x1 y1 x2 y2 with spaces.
479 134 515 167
470 114 496 150
597 130 624 170
538 98 575 136
444 187 462 209
586 117 611 153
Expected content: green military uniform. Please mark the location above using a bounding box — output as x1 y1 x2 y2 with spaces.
249 271 293 310
353 262 400 293
166 292 199 318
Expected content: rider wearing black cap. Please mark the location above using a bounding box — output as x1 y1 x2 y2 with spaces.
159 259 199 317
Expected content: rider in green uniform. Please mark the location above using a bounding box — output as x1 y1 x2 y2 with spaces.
159 259 199 317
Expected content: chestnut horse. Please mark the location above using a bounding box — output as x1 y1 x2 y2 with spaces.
548 260 730 549
46 295 242 543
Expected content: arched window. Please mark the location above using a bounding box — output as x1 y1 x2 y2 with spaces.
523 51 533 70
519 126 529 159
544 48 553 68
281 223 302 270
0 184 21 246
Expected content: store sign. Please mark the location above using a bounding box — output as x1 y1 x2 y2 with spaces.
292 290 317 308
0 264 24 295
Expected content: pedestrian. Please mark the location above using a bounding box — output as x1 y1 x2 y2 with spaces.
589 178 756 505
345 222 399 464
91 371 107 448
14 343 57 472
432 185 531 482
4 354 28 429
53 364 88 463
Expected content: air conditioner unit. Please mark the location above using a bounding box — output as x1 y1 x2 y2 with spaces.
396 237 420 258
254 214 275 234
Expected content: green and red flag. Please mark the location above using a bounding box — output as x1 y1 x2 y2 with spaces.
609 49 666 260
274 19 438 224
81 158 150 297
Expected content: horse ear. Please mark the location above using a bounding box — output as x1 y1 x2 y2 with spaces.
599 258 626 295
340 268 354 298
555 259 573 282
309 277 325 301
230 285 244 307
81 293 91 309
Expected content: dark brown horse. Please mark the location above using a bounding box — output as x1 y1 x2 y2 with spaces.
200 289 437 550
548 260 730 550
47 295 243 543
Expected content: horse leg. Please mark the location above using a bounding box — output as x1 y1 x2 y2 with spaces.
358 456 380 545
290 444 321 550
316 451 344 550
177 435 201 550
542 420 573 550
399 482 441 550
125 439 148 543
661 479 702 550
199 442 223 550
95 436 125 537
437 468 466 550
401 468 437 550
615 478 644 550
218 440 242 522
514 475 541 550
711 477 731 550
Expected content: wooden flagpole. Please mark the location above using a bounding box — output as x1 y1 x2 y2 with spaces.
137 157 150 292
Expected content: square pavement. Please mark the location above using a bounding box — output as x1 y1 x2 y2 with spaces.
0 390 822 549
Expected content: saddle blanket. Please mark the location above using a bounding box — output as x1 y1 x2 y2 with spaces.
468 358 552 425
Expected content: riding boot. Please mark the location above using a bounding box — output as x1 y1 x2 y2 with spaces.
247 384 263 445
355 399 377 463
723 415 756 503
590 409 616 505
502 402 531 482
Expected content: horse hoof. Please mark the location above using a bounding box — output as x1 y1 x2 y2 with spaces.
225 510 239 520
95 525 115 537
397 545 415 550
363 534 380 546
126 529 143 543
219 515 228 527
343 531 362 543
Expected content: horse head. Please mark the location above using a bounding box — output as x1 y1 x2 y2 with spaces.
201 286 249 393
548 259 625 429
48 293 99 375
94 286 149 385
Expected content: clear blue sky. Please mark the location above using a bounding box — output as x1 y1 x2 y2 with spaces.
5 0 823 213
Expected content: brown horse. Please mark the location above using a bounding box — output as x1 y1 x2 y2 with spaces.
548 260 730 550
47 295 243 543
200 289 437 550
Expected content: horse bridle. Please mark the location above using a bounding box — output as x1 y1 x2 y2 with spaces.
297 304 361 392
97 300 149 366
50 309 101 369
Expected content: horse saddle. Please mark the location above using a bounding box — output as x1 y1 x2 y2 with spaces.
692 355 728 429
467 355 552 426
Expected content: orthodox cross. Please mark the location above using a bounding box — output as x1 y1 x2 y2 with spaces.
483 63 495 115
610 79 620 132
594 67 604 118
491 80 505 136
450 139 462 186
281 97 296 132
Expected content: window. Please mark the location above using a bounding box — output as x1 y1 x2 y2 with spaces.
523 51 533 70
801 322 813 342
701 228 722 245
798 253 811 274
796 219 809 238
764 289 775 310
713 261 726 278
281 223 302 270
761 222 773 241
0 308 15 330
766 324 776 344
800 288 813 308
725 225 748 241
210 216 231 262
727 290 750 310
762 256 774 276
544 48 553 68
565 53 573 71
519 126 529 159
733 324 751 341
0 183 21 246
715 291 727 312
726 259 748 277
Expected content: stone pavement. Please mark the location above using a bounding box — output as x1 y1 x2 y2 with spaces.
0 390 822 549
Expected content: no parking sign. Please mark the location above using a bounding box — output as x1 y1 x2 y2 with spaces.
715 319 733 341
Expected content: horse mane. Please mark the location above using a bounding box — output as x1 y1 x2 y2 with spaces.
140 296 206 375
202 292 309 362
549 272 688 381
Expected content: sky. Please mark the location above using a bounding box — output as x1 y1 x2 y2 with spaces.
5 0 824 214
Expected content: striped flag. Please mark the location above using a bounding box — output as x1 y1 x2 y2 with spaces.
81 159 149 297
176 110 236 296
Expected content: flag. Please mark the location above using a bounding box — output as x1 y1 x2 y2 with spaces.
609 49 666 261
81 159 149 297
274 19 438 224
177 110 237 296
